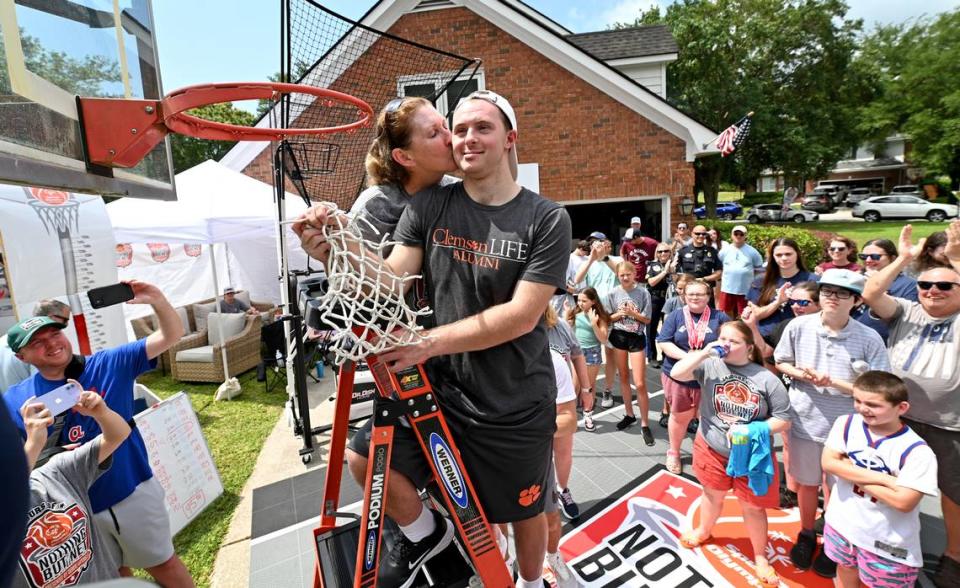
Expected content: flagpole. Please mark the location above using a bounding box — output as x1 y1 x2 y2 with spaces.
702 111 754 150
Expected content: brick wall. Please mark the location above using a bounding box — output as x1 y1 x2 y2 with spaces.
240 7 696 227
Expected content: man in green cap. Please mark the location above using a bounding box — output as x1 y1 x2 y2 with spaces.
3 280 193 587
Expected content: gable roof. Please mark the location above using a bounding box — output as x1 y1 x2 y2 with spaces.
566 25 678 61
221 0 718 172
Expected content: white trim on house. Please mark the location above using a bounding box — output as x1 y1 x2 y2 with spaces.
605 53 679 67
221 0 717 172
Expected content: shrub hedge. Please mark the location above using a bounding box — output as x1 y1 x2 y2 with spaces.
738 191 784 207
697 220 826 270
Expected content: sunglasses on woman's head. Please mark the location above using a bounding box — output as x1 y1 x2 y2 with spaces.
384 96 407 114
917 281 960 291
789 299 812 307
858 253 884 261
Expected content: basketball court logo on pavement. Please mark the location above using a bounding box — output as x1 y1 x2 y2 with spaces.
555 467 833 587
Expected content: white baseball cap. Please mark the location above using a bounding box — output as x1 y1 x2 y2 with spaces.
732 225 748 234
630 216 642 224
455 90 519 180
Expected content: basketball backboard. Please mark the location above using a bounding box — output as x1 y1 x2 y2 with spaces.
0 0 174 199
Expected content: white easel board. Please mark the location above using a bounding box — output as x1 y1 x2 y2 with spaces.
134 391 223 535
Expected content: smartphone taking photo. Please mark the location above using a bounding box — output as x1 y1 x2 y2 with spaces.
34 382 82 417
87 283 135 309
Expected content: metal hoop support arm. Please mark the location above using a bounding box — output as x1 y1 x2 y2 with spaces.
77 82 374 168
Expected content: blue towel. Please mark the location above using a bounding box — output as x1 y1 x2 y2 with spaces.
725 421 774 496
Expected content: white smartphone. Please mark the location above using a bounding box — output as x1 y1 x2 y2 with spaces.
34 382 82 417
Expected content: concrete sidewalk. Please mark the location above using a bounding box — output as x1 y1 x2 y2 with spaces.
210 372 340 588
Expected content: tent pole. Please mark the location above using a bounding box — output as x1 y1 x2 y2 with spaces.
210 244 231 387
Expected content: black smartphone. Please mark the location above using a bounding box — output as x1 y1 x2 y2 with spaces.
87 283 135 309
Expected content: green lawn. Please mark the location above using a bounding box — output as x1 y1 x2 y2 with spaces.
136 368 285 587
802 220 946 243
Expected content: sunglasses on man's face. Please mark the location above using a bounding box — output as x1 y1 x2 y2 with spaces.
656 250 671 254
829 246 847 252
858 253 885 261
678 225 688 230
733 231 745 237
693 232 707 237
917 281 960 292
789 299 812 307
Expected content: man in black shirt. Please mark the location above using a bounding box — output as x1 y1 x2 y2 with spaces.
674 224 722 286
644 245 674 367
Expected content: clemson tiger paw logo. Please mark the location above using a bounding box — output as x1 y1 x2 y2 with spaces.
518 484 541 507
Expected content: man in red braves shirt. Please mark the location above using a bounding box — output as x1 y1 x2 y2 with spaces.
620 217 659 284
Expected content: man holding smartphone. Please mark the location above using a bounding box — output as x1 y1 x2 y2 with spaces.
2 280 193 587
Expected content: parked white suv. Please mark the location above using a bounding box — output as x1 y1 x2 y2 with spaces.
852 195 958 222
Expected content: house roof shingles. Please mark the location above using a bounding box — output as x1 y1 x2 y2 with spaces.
566 25 678 61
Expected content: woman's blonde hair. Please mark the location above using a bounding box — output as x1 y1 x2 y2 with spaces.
544 304 559 328
615 260 636 276
364 97 432 187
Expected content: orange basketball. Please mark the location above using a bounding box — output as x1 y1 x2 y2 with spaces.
29 187 70 206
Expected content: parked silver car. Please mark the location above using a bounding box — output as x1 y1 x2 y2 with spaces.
890 184 921 195
845 187 874 206
745 204 820 224
852 195 959 222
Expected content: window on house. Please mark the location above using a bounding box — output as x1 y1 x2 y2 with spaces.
397 71 484 126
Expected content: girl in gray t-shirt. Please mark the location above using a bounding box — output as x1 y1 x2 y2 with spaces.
668 320 791 588
604 261 654 440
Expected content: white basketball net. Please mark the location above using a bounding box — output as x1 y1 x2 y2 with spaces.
310 202 431 365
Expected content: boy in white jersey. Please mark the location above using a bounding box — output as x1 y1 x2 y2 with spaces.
821 371 938 587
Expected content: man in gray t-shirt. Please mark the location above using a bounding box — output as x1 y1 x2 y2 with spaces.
774 269 889 571
216 287 256 315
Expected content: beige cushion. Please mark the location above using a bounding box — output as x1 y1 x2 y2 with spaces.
192 301 218 332
235 290 251 307
175 345 214 363
175 306 192 335
207 313 246 346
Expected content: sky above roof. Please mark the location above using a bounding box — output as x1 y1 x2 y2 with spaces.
153 0 959 112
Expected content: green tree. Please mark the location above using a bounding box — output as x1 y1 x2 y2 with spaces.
256 60 314 118
857 9 960 186
169 103 255 173
615 0 871 217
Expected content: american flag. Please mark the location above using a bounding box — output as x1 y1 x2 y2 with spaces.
715 115 752 157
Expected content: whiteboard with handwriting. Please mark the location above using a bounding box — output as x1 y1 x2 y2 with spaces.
135 392 223 535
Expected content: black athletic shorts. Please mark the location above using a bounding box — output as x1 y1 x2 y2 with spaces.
347 401 556 524
608 329 646 353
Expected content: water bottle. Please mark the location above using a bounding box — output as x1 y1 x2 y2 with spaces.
709 344 730 359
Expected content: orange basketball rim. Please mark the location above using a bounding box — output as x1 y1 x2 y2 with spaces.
77 82 374 168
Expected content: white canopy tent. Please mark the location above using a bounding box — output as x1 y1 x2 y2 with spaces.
107 160 316 368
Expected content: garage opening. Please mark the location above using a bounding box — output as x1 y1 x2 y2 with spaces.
563 197 667 244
